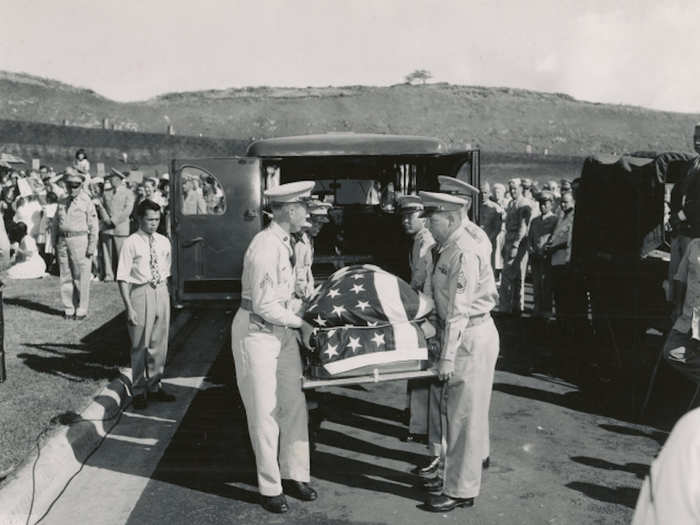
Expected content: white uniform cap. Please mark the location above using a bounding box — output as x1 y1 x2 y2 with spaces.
264 181 315 204
438 176 479 196
418 191 468 214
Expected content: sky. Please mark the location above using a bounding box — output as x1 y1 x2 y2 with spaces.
3 0 700 113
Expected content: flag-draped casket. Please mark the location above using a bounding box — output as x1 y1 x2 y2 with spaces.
304 265 434 377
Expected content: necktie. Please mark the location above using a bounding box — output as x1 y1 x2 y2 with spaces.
431 245 441 267
149 235 161 286
289 234 299 267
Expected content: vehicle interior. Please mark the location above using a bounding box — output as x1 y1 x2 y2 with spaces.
264 155 474 282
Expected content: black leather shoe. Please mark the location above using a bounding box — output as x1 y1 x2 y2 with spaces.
260 494 288 513
482 456 490 469
424 493 474 512
421 476 443 493
282 479 317 501
149 388 176 402
132 394 147 410
74 314 87 321
412 456 440 478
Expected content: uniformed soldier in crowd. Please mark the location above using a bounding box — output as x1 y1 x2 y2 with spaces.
520 178 540 220
479 182 505 270
116 199 174 409
397 195 441 475
230 181 317 514
52 168 99 319
418 191 499 513
96 168 135 281
491 183 508 280
528 191 557 317
499 178 533 314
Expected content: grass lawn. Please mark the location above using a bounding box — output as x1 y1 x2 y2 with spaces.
0 275 129 478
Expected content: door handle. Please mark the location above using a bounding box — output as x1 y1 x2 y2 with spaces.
183 237 204 248
243 209 258 220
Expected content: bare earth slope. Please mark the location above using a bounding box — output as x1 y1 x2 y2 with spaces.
0 71 698 154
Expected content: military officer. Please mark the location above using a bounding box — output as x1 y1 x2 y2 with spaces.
231 181 318 514
479 182 505 270
293 199 332 301
500 178 533 314
418 191 500 513
97 168 135 281
438 176 492 265
52 168 99 320
398 195 441 475
528 191 557 317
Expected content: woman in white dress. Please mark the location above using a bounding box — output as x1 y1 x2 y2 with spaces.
7 221 46 279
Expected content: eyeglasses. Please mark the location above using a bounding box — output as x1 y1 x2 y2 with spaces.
67 182 82 189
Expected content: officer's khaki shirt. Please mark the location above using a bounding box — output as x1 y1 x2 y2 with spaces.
431 227 498 362
462 216 492 264
409 227 435 293
53 191 99 254
241 221 303 328
293 232 314 299
550 209 575 266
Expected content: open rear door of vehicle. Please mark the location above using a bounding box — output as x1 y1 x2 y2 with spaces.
171 157 262 305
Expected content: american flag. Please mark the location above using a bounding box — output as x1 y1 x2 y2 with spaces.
304 264 434 375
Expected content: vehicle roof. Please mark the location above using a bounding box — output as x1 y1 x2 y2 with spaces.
246 133 447 157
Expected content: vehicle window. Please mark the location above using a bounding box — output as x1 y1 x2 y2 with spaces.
180 166 226 215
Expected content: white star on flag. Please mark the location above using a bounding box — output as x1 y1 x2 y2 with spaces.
356 300 370 311
351 283 365 294
314 315 327 327
346 336 362 352
331 304 347 318
367 321 378 327
371 332 385 347
352 274 363 280
324 343 339 358
328 288 341 298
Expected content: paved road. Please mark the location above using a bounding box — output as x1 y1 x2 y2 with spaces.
39 309 673 525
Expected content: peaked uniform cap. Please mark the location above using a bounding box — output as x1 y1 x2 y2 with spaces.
438 176 479 197
397 195 424 214
264 181 315 203
418 191 467 214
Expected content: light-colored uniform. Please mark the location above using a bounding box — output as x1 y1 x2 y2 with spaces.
480 199 504 269
632 407 700 524
500 196 532 313
231 221 310 497
431 226 499 499
293 232 314 299
52 191 99 316
407 227 440 454
100 183 135 280
116 230 171 396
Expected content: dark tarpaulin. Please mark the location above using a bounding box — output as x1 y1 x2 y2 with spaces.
572 151 697 266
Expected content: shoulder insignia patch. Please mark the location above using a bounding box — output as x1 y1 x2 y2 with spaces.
260 272 273 289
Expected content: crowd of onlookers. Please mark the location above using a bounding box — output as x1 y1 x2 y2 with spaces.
0 148 171 280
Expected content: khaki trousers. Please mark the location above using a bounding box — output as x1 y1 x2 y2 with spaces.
57 235 91 316
500 239 528 313
127 283 170 396
100 234 126 280
408 379 444 457
443 317 500 499
231 308 310 496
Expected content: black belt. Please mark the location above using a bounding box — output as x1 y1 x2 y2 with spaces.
59 231 88 238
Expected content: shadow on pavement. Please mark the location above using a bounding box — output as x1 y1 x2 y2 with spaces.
570 456 648 479
4 297 64 316
565 481 639 509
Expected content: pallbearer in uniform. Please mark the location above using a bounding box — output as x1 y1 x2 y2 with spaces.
231 181 318 514
418 191 500 513
52 167 99 320
117 199 174 410
398 195 442 476
293 198 332 301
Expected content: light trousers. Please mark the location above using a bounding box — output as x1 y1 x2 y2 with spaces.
231 308 310 496
443 317 500 499
127 282 170 396
57 235 91 316
408 379 444 457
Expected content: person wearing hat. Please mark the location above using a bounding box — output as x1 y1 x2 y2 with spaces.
418 191 499 513
116 199 174 409
500 178 533 314
293 199 331 301
52 167 99 320
438 176 492 265
181 172 207 215
97 168 135 282
521 178 540 221
527 191 557 319
231 181 318 514
479 182 505 271
397 195 441 471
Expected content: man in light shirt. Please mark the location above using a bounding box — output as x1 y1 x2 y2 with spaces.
117 199 174 410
